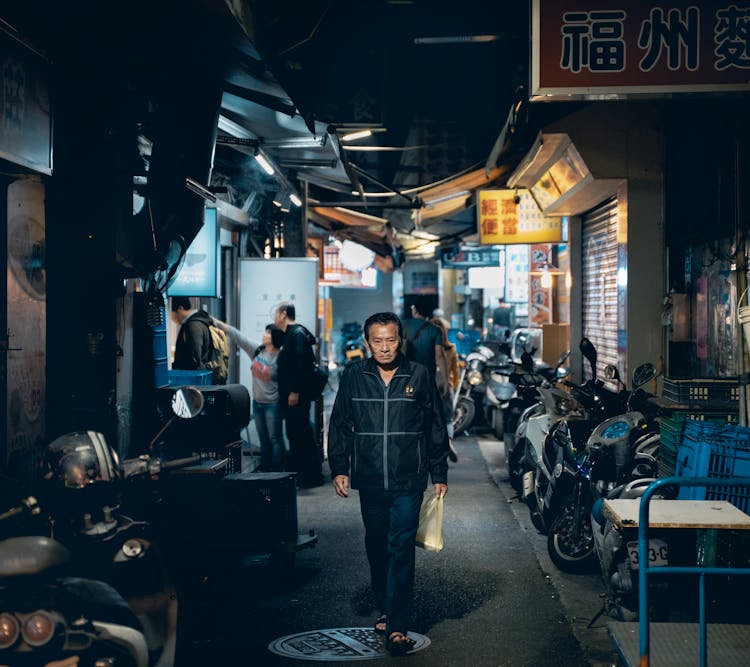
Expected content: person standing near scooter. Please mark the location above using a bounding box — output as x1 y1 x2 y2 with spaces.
328 312 449 656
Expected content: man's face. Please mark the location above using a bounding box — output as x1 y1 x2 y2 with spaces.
274 307 286 331
171 308 185 325
365 323 401 368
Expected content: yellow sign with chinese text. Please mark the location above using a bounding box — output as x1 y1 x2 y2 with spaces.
478 190 563 245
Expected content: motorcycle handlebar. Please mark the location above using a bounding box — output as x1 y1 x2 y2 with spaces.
161 455 202 470
122 454 201 478
0 496 40 522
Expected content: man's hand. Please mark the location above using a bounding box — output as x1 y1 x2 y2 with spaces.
288 391 300 407
434 483 447 498
333 475 349 497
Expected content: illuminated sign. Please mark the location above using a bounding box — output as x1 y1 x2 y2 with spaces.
442 246 502 268
532 0 750 100
478 190 563 244
167 208 219 297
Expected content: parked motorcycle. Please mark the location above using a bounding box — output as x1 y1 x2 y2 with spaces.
451 344 497 435
0 387 203 667
505 349 570 492
340 321 366 365
546 363 661 575
523 338 628 534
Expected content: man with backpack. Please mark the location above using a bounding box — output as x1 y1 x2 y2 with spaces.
274 301 324 487
170 296 228 384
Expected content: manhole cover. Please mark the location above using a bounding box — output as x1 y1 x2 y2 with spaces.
268 627 430 661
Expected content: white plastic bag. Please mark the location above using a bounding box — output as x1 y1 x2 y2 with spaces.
415 494 444 552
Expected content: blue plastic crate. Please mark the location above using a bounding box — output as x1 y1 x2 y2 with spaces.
166 369 213 387
676 424 750 510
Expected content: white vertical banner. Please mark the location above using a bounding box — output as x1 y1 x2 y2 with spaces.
238 258 319 395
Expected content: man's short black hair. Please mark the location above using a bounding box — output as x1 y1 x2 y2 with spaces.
171 296 192 312
411 295 433 318
363 312 403 341
278 302 296 320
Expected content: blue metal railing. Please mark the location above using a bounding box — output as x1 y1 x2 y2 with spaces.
637 476 750 667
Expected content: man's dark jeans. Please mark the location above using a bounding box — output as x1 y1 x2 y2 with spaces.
283 398 322 485
358 489 423 636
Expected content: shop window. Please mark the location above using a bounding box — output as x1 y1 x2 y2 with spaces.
666 239 738 378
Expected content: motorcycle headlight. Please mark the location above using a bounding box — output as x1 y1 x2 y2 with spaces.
0 613 20 649
467 370 483 386
22 611 56 647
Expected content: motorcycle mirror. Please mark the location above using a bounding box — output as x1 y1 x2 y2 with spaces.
171 387 204 419
555 350 571 368
579 338 597 377
632 362 658 388
520 349 535 373
603 364 620 382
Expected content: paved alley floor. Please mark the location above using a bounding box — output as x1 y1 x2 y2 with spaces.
177 433 621 666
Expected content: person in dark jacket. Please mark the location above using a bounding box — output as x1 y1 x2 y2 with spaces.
328 311 449 656
171 296 213 372
274 301 324 487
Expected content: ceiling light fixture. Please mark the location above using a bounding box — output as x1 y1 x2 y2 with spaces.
414 35 499 45
341 129 372 142
254 151 275 176
289 193 302 207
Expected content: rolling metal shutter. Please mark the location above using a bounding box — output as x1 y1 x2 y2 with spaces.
581 197 620 382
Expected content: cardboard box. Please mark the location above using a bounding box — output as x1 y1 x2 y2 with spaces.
542 323 570 367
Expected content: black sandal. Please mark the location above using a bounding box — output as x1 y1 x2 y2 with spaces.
373 614 387 635
386 632 416 656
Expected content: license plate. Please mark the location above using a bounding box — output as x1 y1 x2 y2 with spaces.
626 539 669 569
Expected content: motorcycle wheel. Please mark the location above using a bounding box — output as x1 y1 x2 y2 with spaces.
506 438 525 494
547 497 597 573
530 469 549 534
529 502 546 533
452 397 475 436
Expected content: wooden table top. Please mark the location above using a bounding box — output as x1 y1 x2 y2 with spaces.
602 499 750 530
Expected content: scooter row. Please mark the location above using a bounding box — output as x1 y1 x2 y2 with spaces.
506 338 668 620
0 387 205 667
452 339 562 440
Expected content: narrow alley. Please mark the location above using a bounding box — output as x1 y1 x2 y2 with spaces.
178 430 619 667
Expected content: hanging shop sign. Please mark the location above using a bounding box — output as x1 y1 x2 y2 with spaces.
532 0 750 100
0 29 53 174
442 246 502 268
168 208 219 298
478 190 563 245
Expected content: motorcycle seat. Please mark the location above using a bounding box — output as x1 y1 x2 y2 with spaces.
0 536 71 579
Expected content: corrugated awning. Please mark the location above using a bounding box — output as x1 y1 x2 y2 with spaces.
415 164 508 223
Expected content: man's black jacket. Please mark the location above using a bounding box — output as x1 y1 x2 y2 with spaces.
277 323 316 399
328 355 449 492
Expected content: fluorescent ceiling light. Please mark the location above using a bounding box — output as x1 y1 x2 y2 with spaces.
254 152 275 175
289 193 302 207
342 129 372 142
263 135 328 149
414 35 499 44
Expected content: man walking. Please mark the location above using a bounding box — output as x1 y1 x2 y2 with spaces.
274 302 324 487
328 312 449 655
403 296 456 461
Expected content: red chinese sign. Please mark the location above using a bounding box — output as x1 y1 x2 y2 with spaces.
533 0 750 99
478 190 563 245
